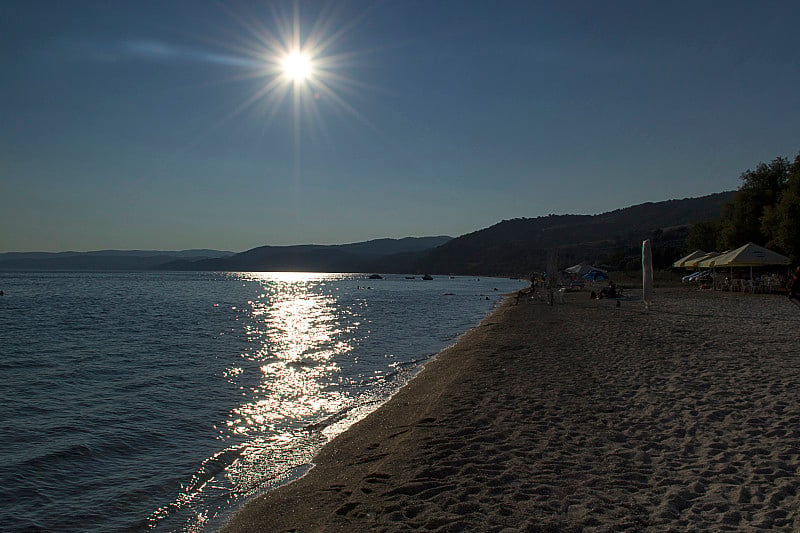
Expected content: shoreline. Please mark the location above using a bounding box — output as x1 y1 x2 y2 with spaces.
222 288 800 531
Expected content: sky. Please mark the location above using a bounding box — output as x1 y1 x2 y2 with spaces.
2 0 800 252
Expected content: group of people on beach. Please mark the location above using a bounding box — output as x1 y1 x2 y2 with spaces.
513 273 565 306
514 272 626 306
512 265 800 310
592 280 618 299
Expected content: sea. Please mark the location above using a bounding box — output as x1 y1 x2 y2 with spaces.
0 271 526 532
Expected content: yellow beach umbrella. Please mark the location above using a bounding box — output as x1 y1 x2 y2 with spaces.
709 242 791 283
686 251 722 269
672 250 706 269
709 242 790 267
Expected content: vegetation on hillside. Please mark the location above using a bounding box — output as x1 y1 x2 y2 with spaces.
687 150 800 262
417 193 733 276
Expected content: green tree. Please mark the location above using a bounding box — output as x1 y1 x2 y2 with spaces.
718 157 791 249
762 153 800 262
686 219 719 252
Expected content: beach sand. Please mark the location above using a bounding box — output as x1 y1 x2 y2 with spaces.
222 288 800 532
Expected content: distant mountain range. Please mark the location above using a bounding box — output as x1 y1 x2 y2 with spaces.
155 236 454 272
0 192 734 274
0 249 234 271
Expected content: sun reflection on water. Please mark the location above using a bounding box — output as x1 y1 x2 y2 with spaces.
158 271 534 532
143 272 526 531
212 272 362 503
227 273 353 438
147 272 366 530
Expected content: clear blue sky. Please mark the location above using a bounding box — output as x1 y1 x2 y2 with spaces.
2 0 799 252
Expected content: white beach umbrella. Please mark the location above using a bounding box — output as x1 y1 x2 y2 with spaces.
564 263 591 275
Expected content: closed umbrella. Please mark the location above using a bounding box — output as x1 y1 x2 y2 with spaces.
643 239 653 310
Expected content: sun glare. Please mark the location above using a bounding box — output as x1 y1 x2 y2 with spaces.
191 2 377 149
282 51 312 81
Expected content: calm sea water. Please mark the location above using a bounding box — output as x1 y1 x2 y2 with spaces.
0 271 525 532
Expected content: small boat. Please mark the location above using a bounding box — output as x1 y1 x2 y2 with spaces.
421 274 433 280
368 274 383 280
405 276 415 279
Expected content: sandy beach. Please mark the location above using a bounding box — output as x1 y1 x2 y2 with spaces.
222 288 800 532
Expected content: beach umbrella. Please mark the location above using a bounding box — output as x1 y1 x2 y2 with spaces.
672 250 706 269
686 251 723 269
696 253 725 269
564 263 592 276
582 269 608 281
642 239 653 310
709 242 792 285
706 242 790 268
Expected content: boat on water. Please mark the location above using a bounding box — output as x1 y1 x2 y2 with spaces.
421 274 433 280
368 274 383 280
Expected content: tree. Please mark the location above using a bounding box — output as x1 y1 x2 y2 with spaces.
718 157 791 249
686 219 719 252
762 153 800 262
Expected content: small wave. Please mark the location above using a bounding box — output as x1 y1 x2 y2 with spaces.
19 442 94 471
286 358 318 370
390 356 428 369
302 400 382 434
184 446 245 494
146 445 246 530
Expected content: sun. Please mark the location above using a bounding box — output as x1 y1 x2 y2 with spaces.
282 50 312 82
185 1 378 147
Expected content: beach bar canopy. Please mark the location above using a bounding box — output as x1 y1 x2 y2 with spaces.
696 252 726 269
684 251 723 269
672 250 706 269
704 242 790 268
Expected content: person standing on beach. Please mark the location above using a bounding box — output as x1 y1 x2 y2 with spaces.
789 266 800 308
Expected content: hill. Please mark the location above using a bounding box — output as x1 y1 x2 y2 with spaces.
156 237 453 272
417 192 735 276
0 250 233 270
1 192 734 275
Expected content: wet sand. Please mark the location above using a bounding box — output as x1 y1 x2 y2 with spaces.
222 288 800 532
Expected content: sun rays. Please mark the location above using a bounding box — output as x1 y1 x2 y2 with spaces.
193 1 378 149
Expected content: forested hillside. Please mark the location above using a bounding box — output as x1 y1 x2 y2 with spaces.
415 192 734 276
687 151 800 263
